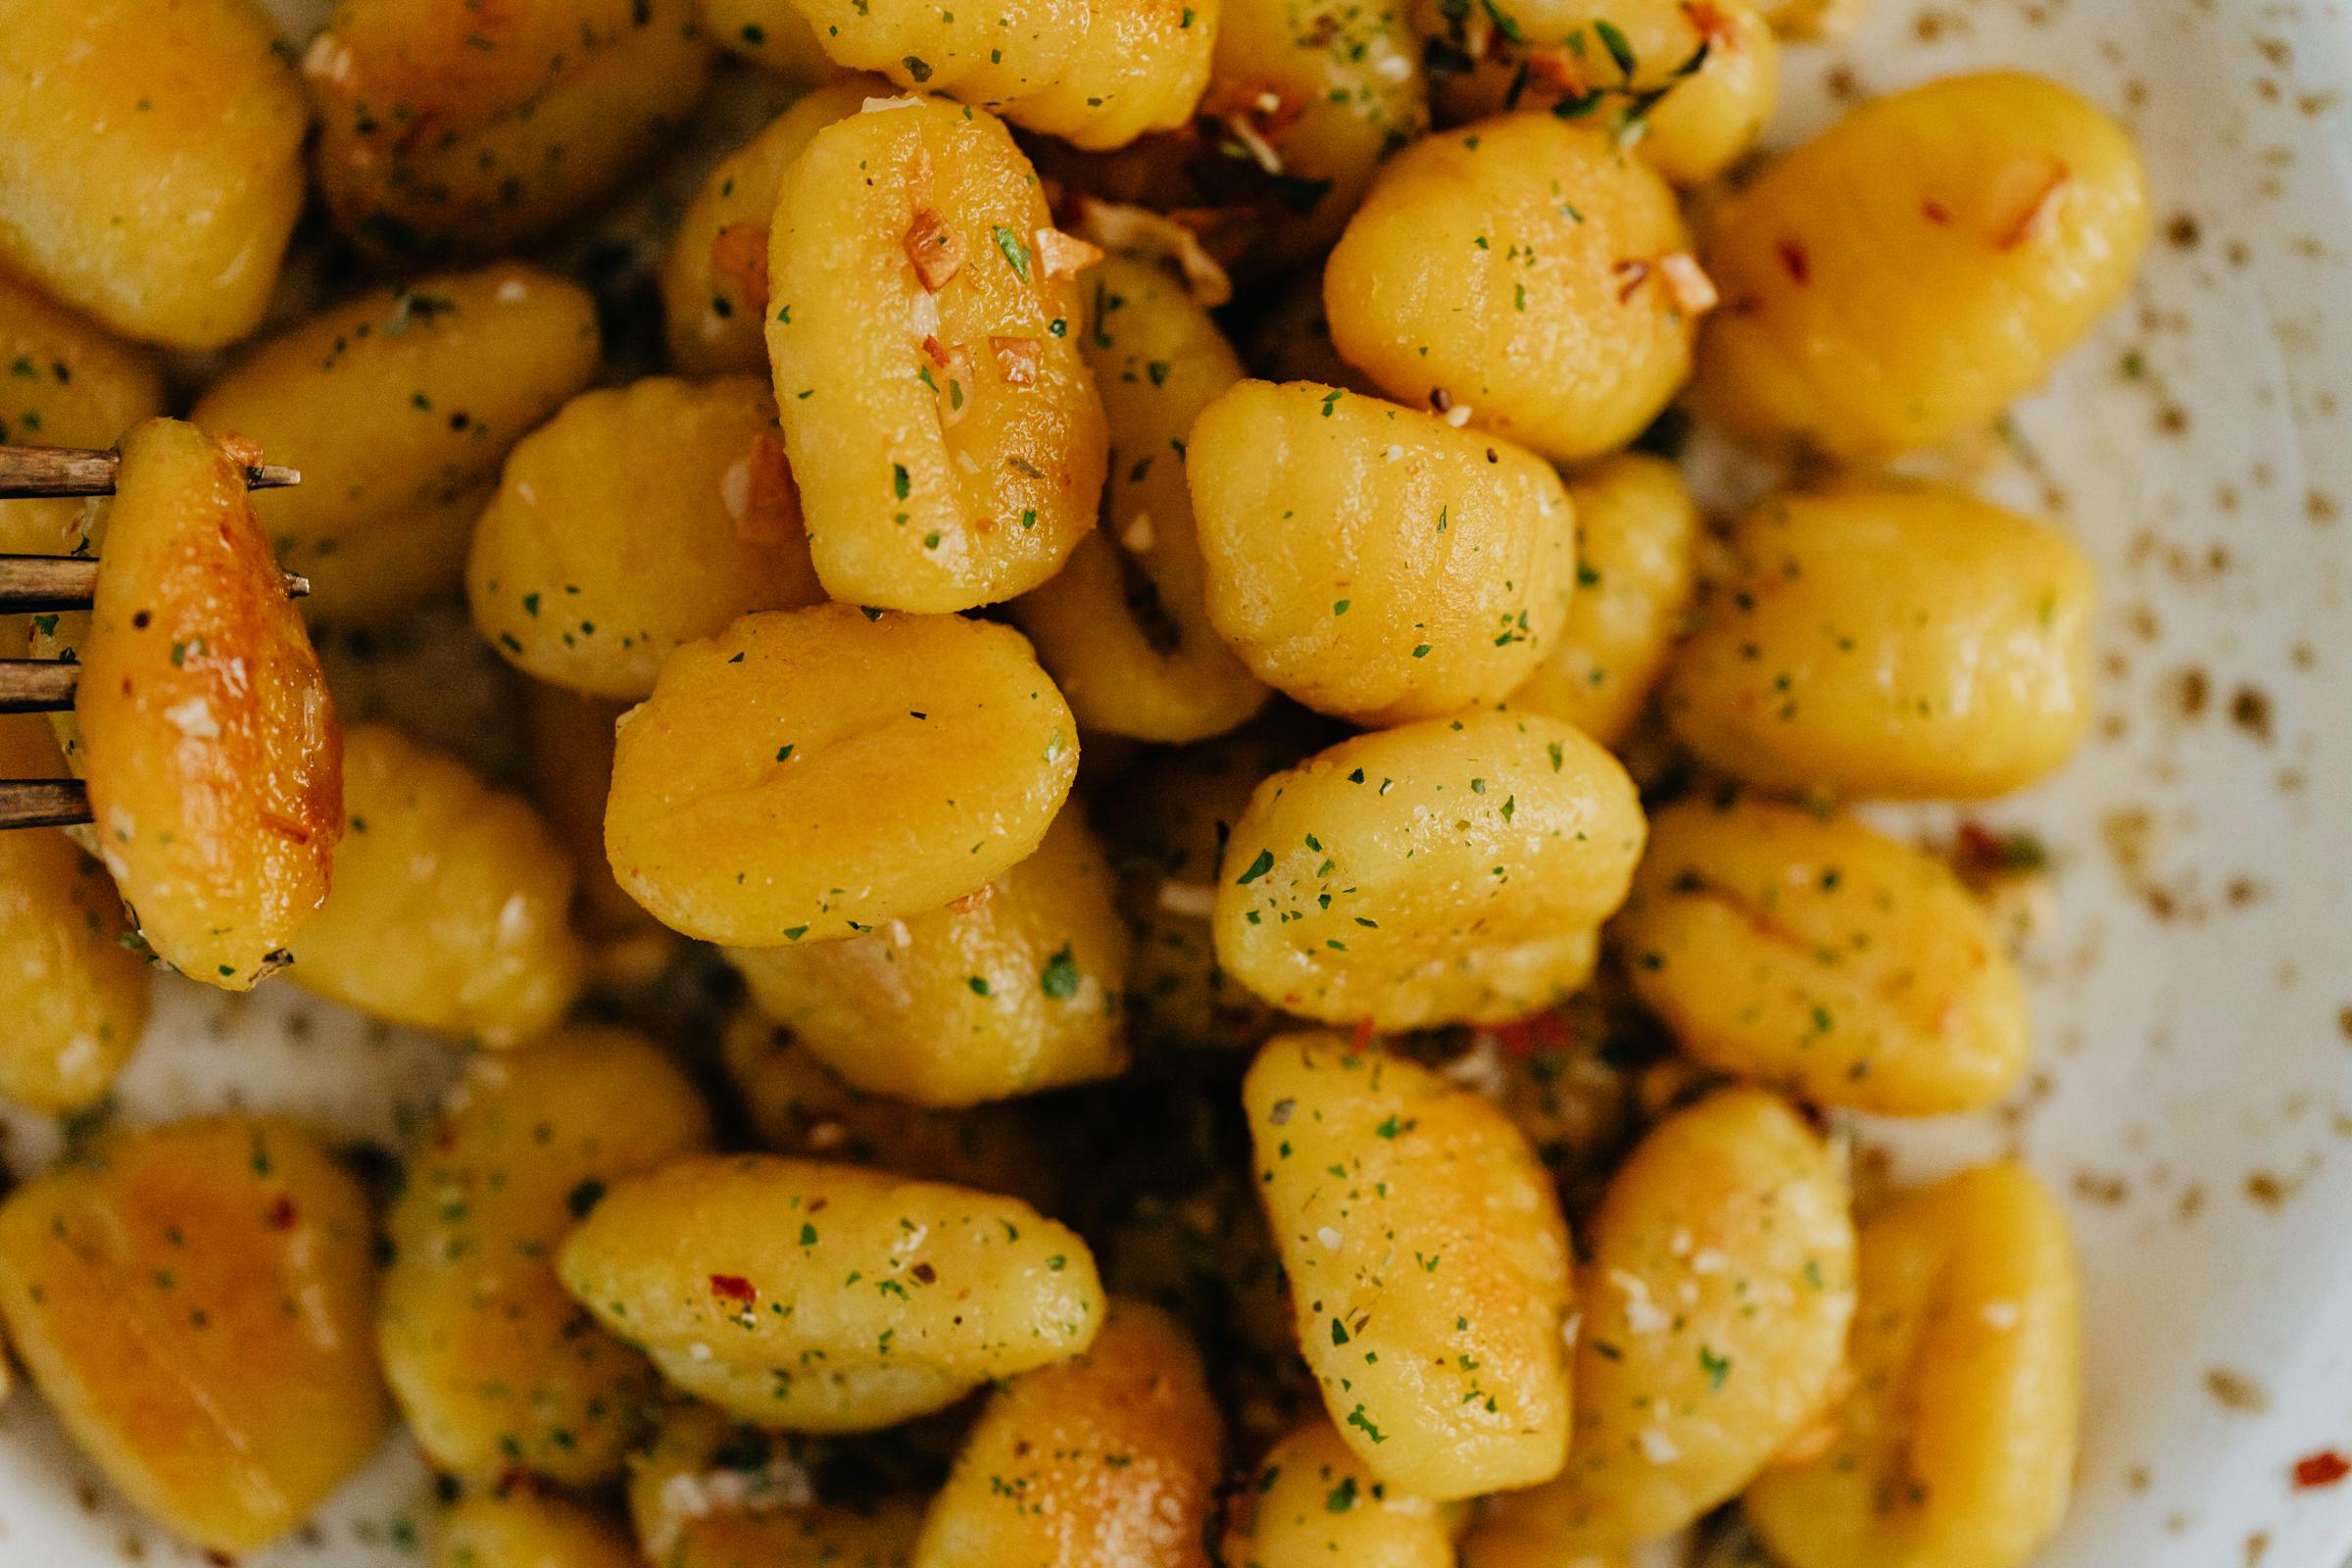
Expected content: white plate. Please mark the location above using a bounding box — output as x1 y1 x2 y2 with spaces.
2 2 2350 1564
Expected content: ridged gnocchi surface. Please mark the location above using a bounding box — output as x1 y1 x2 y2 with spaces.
558 1154 1104 1429
1246 1033 1575 1498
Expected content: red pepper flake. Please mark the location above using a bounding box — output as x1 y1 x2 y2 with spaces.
1777 240 1811 284
920 333 952 368
1491 1010 1573 1058
1350 1016 1377 1054
709 1273 757 1304
264 1195 298 1230
739 431 801 546
1921 199 1953 225
710 222 770 313
1681 0 1735 46
2294 1450 2349 1489
1611 258 1652 304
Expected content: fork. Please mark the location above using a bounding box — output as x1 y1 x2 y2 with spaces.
1 444 306 830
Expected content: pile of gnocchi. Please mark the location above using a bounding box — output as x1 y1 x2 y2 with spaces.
0 0 2148 1563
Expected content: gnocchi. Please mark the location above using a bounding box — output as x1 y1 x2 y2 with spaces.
726 808 1129 1107
1615 797 2032 1115
603 605 1078 946
705 0 844 85
558 1153 1104 1429
1504 452 1699 747
0 1117 388 1554
1743 1162 2082 1568
0 268 163 558
74 417 342 991
1221 1419 1462 1568
786 0 1215 150
378 1026 712 1483
286 723 588 1047
0 713 150 1112
1213 709 1643 1028
1189 380 1577 725
468 376 824 699
1690 71 2149 459
193 267 603 625
305 0 716 260
436 1489 640 1568
913 1298 1224 1567
1324 114 1701 463
1411 0 1780 186
1246 1033 1575 1499
1010 256 1270 742
1460 1088 1856 1558
1662 481 2096 799
0 0 307 349
661 78 881 376
766 99 1108 612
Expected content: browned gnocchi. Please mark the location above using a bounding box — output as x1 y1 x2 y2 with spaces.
1188 380 1577 725
0 1117 388 1554
1662 481 2096 799
74 418 342 991
436 1489 641 1568
912 1298 1224 1566
1246 1033 1575 1499
1324 114 1703 463
0 269 163 559
604 605 1078 946
193 266 602 625
766 99 1108 612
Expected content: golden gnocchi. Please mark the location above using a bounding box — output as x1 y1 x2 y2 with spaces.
1461 1088 1855 1558
604 605 1078 946
305 0 716 260
1504 452 1698 747
1246 1033 1575 1499
285 723 588 1046
0 713 148 1114
727 808 1129 1107
913 1298 1223 1567
468 376 824 699
1662 481 2096 799
436 1488 641 1568
0 0 308 349
558 1153 1104 1429
378 1026 711 1484
0 1117 388 1554
766 99 1108 612
1011 256 1269 742
193 266 603 625
1222 1419 1462 1568
1691 71 2149 459
74 417 342 991
1324 114 1702 463
1189 380 1576 725
0 268 163 559
1616 797 2032 1115
1743 1162 2082 1568
1214 709 1643 1028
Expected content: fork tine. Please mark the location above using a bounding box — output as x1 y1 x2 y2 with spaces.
0 444 300 500
0 779 90 830
0 555 311 612
0 660 78 713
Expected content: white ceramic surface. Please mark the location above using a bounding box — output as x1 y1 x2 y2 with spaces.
1 1 2349 1564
